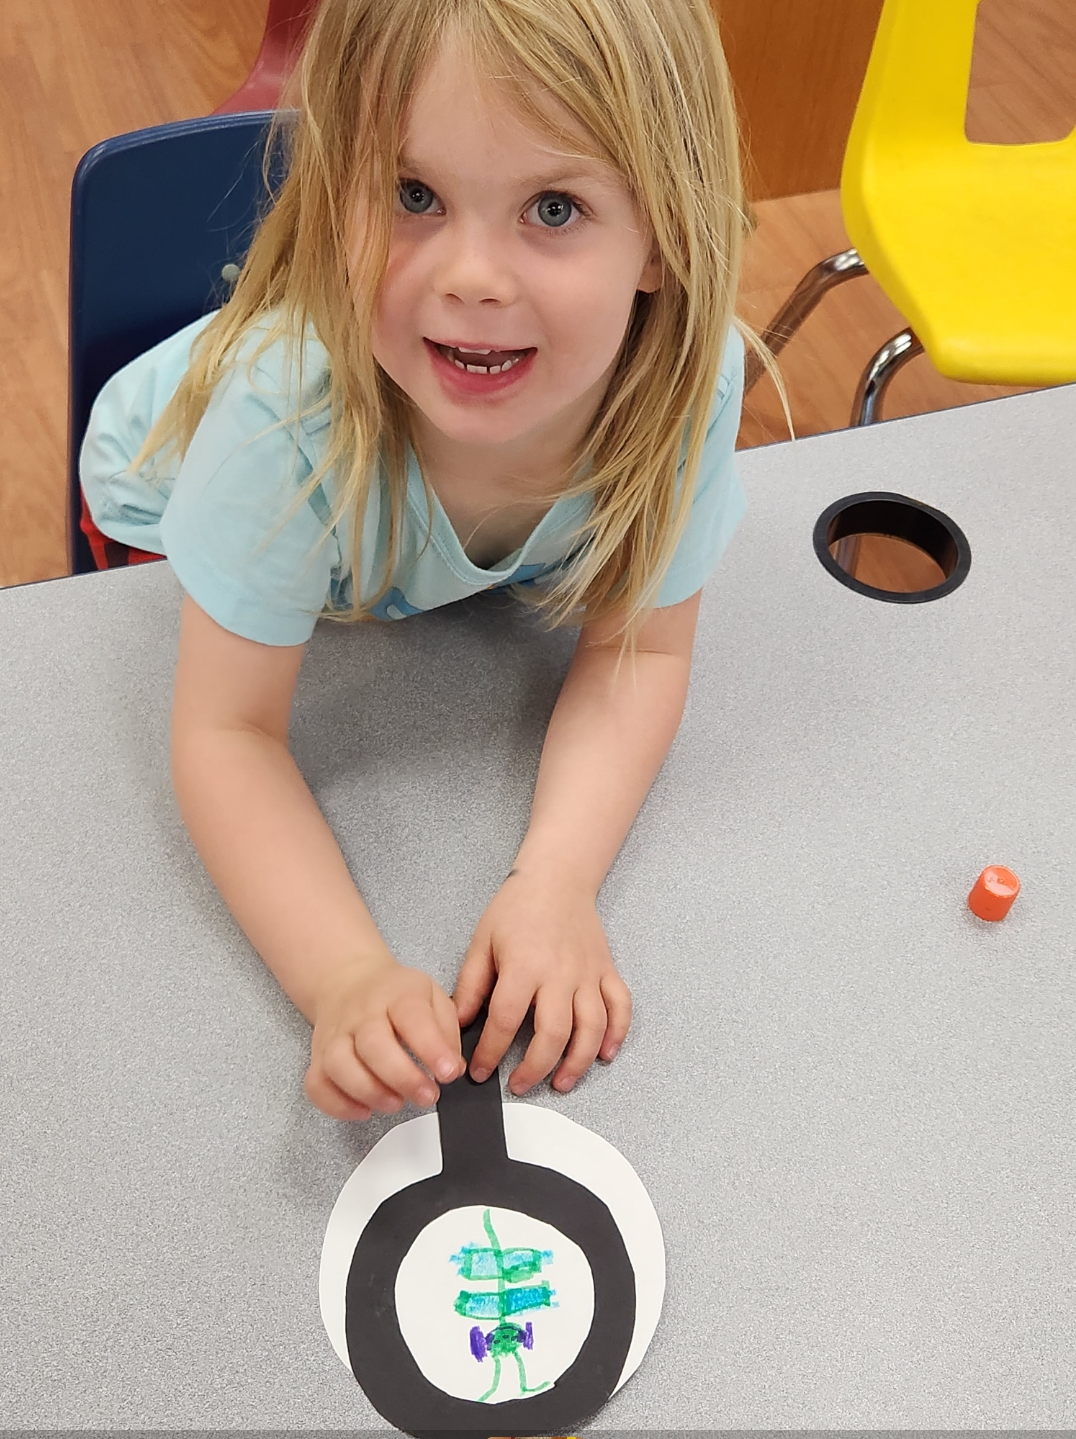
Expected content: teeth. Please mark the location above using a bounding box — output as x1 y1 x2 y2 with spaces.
450 354 522 375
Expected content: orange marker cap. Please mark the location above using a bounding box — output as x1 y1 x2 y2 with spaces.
968 865 1020 921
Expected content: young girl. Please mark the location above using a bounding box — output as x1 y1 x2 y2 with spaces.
81 0 750 1123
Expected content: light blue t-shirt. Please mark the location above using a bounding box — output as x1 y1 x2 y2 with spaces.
81 312 746 646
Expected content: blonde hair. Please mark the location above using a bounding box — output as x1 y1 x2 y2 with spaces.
134 0 752 632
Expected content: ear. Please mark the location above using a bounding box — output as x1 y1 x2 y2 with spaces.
637 240 663 294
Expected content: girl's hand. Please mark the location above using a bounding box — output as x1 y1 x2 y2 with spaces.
305 956 465 1121
454 871 632 1096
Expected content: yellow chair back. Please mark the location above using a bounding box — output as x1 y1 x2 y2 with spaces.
841 0 1076 384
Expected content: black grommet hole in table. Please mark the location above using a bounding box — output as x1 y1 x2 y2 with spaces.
814 491 971 603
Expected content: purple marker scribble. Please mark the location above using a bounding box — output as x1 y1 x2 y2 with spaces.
470 1325 488 1362
523 1322 534 1350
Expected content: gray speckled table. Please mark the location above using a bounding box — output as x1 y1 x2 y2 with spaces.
2 385 1075 1432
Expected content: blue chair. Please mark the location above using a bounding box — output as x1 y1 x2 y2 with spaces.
68 112 286 573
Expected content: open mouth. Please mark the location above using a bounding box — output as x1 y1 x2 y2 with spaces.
430 341 535 376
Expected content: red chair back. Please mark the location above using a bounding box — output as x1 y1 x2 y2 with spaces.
214 0 320 115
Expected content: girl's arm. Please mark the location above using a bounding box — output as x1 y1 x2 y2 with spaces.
455 589 703 1093
171 596 463 1120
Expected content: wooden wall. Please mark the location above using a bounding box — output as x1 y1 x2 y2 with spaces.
715 0 1076 200
715 0 886 201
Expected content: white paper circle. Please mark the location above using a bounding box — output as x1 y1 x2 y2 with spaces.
394 1203 594 1404
320 1103 664 1396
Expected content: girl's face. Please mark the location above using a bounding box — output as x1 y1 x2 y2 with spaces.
367 38 662 466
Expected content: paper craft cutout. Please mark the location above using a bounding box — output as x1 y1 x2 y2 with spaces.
320 1021 664 1438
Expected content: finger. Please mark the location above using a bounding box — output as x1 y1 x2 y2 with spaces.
358 1017 442 1108
508 989 574 1096
303 1065 373 1122
319 1035 403 1114
432 984 468 1070
552 990 609 1092
470 975 535 1082
393 985 465 1085
453 933 495 1026
599 970 633 1060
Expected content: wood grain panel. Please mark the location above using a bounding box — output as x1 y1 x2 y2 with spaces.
967 0 1076 142
718 0 1076 201
715 0 885 202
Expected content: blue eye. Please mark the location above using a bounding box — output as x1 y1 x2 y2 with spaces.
534 193 576 228
399 181 437 214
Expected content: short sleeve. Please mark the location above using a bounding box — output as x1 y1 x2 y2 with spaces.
79 312 217 553
160 361 337 646
654 326 746 607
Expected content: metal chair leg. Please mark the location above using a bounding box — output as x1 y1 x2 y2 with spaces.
851 329 924 426
744 248 867 392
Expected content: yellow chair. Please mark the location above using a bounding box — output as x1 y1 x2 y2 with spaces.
747 0 1076 424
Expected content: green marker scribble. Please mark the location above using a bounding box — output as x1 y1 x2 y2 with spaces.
452 1208 553 1402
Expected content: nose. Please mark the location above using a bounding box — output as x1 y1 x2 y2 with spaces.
432 217 519 308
